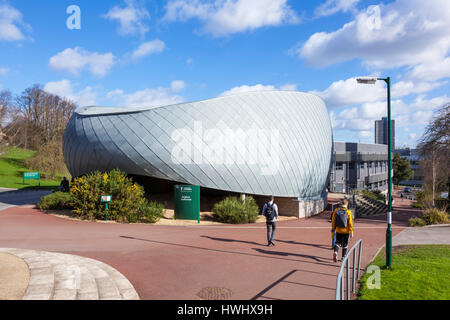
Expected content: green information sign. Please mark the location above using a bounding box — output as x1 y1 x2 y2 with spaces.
174 185 200 223
100 195 112 221
23 172 40 186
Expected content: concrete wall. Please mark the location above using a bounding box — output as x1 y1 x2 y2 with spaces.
255 193 328 218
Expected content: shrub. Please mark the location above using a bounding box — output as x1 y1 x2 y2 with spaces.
140 200 164 223
38 191 73 210
422 208 448 225
70 169 147 223
213 196 259 224
408 217 426 227
411 202 425 209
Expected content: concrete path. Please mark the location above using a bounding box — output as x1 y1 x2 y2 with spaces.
0 189 51 211
0 248 139 300
393 224 450 246
0 194 417 300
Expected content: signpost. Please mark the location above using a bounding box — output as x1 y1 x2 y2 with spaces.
100 195 112 221
174 185 200 223
23 172 40 186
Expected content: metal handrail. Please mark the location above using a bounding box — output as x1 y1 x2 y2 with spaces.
335 239 363 300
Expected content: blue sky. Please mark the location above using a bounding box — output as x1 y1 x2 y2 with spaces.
0 0 449 148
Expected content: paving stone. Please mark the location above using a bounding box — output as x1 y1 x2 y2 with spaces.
77 292 99 300
28 274 54 286
1 248 139 300
53 289 77 300
121 288 140 300
23 284 53 299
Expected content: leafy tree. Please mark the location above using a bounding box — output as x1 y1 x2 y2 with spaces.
393 153 413 186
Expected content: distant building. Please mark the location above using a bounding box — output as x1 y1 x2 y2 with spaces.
375 117 395 150
329 142 389 193
394 148 423 186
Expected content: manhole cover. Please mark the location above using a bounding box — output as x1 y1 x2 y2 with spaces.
197 287 233 300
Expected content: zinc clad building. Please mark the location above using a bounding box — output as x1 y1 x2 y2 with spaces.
63 91 333 217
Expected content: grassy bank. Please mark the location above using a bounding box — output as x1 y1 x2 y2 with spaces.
358 245 450 300
0 147 62 189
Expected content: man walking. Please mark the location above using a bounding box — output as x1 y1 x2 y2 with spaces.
262 196 278 246
331 199 353 262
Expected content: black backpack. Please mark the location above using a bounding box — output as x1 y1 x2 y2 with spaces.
335 208 348 228
265 203 275 221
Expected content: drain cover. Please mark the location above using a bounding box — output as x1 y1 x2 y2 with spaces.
197 287 233 300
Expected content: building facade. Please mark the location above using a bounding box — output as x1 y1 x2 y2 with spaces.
328 142 389 193
63 91 333 217
375 117 395 150
394 148 423 186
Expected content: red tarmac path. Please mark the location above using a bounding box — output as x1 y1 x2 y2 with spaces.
0 194 419 300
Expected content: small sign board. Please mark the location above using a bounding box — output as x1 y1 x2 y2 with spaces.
100 195 112 202
174 185 200 223
23 172 40 186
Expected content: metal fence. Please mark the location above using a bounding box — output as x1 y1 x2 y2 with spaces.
335 239 363 300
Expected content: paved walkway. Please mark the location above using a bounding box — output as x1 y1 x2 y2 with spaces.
0 189 51 211
393 224 450 246
0 193 418 300
0 248 139 300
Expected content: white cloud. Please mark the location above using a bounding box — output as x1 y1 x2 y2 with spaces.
311 77 385 108
220 83 297 97
102 0 150 36
298 0 450 79
313 76 447 109
44 80 97 107
0 67 9 76
131 39 166 60
105 82 187 108
408 56 450 82
49 47 116 77
314 0 359 18
170 80 186 92
122 89 183 108
164 0 300 37
391 80 447 98
0 3 30 41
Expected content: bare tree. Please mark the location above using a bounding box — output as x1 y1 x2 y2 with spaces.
2 85 76 179
0 90 12 133
417 103 450 205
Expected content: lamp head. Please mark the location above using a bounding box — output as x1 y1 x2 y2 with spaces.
356 77 377 84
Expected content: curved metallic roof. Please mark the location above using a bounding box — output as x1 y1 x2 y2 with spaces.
63 90 333 199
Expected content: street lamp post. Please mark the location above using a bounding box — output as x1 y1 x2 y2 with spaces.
356 76 392 268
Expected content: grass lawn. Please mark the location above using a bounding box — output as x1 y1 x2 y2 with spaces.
358 245 450 300
0 147 62 189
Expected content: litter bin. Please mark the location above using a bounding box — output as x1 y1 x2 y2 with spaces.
174 185 200 223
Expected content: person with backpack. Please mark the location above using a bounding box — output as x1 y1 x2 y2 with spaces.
331 199 353 262
262 196 278 246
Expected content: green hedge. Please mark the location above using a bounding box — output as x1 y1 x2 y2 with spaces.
407 208 448 227
411 202 425 209
70 169 163 223
213 196 259 224
139 200 164 223
408 217 426 227
38 192 73 210
422 208 448 225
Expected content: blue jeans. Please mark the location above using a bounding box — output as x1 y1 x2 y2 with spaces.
266 221 276 243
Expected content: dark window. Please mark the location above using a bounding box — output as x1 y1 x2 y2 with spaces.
348 162 355 170
335 162 343 170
